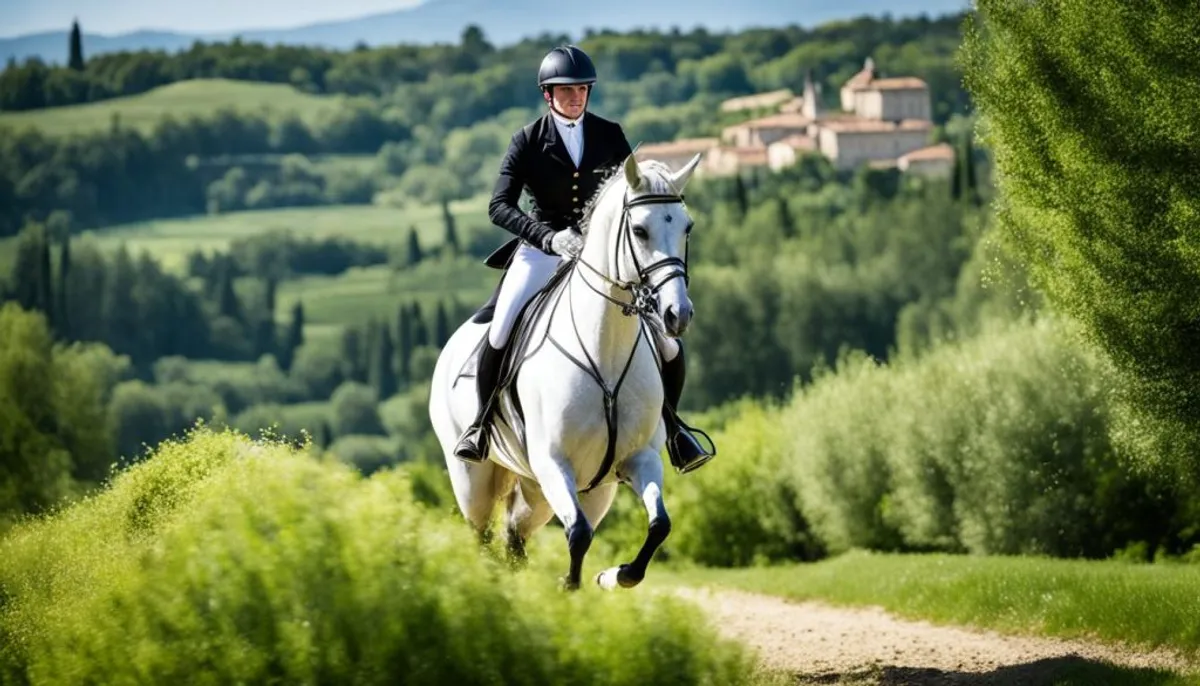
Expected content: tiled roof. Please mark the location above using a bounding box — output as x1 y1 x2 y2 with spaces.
868 77 929 91
900 142 956 161
719 89 795 112
821 118 932 134
636 137 720 156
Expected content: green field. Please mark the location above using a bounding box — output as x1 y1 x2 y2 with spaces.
0 79 348 137
277 257 497 347
60 196 491 273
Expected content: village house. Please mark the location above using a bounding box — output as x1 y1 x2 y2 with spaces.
639 57 954 178
633 137 721 171
896 142 956 177
719 88 795 114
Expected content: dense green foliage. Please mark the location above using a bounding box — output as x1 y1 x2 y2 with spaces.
0 429 757 685
665 316 1200 566
0 302 123 530
960 1 1200 479
682 162 991 407
1 18 969 120
0 13 971 235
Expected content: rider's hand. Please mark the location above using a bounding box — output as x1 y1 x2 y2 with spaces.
548 229 584 258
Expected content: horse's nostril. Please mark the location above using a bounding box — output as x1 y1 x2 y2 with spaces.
664 306 677 328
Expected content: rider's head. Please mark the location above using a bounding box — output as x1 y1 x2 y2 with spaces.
538 45 596 120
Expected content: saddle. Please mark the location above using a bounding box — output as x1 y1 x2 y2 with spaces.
458 254 576 447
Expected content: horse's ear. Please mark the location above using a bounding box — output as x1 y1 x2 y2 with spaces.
623 153 644 191
670 152 703 191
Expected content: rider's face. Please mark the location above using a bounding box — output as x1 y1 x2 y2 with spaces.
547 84 589 119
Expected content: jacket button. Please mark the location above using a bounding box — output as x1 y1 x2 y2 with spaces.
573 172 579 178
572 184 578 190
572 197 578 202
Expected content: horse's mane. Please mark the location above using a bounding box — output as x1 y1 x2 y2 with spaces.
579 157 680 236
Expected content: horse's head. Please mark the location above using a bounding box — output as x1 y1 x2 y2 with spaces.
579 152 703 338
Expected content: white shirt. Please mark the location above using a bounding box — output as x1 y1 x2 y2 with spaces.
550 109 584 167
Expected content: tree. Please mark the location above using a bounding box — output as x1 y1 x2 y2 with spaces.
368 320 397 399
68 19 85 71
434 301 450 348
396 304 412 385
950 129 979 206
406 227 423 265
56 235 71 341
441 197 459 254
961 0 1200 477
279 301 304 372
732 174 748 218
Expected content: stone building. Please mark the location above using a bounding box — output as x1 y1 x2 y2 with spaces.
639 57 946 177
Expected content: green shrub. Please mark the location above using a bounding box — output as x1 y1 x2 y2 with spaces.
0 428 755 686
666 399 823 567
779 316 1189 558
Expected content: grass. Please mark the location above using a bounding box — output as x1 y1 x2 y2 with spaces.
656 550 1200 660
57 195 490 273
0 79 348 137
276 256 497 345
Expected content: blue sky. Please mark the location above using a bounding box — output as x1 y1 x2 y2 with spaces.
1 0 424 37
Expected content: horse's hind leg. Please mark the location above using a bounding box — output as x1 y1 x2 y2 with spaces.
503 477 553 567
445 458 503 541
596 447 670 590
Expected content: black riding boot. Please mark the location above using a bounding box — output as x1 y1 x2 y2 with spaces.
454 340 506 462
660 342 715 474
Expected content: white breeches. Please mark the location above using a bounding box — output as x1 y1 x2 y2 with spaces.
489 242 563 348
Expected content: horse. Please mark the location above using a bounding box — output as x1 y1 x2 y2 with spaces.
428 151 705 591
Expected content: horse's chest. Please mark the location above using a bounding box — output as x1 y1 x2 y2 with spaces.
532 351 662 453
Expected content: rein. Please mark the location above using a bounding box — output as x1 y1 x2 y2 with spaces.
546 187 689 492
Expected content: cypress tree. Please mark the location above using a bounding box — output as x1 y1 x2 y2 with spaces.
68 19 85 71
441 197 459 254
962 0 1200 476
407 227 423 265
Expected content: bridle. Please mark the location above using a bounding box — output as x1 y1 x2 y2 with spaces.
572 189 691 320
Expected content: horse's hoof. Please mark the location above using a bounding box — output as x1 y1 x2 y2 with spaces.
559 575 580 592
596 567 621 591
596 564 641 590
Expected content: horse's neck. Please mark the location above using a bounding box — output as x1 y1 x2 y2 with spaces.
562 205 645 377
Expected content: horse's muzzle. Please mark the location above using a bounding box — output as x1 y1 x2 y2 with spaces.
663 302 693 337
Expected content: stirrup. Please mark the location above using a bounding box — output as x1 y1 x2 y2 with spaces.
666 415 716 474
454 420 490 463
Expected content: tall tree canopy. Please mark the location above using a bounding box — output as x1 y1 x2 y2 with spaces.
960 1 1200 477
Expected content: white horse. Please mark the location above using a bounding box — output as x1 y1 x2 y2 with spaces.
428 151 704 590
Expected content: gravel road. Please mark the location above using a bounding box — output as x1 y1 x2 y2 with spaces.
676 587 1199 685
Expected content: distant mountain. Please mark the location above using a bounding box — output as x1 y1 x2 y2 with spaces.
2 0 971 66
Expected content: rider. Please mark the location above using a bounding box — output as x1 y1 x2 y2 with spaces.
452 43 714 475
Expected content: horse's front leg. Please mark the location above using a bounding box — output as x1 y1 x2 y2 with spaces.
528 448 593 591
596 447 670 590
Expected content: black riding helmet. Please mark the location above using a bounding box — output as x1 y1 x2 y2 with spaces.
538 45 597 89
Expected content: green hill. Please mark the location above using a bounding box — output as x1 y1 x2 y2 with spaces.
63 196 491 272
0 78 347 137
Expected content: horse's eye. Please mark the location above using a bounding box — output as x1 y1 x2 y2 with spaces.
632 225 649 240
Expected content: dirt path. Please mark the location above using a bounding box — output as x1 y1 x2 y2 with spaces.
674 587 1200 685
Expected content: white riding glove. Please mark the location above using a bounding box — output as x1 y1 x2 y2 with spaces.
549 229 584 258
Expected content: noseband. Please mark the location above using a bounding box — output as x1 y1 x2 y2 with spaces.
574 189 690 318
